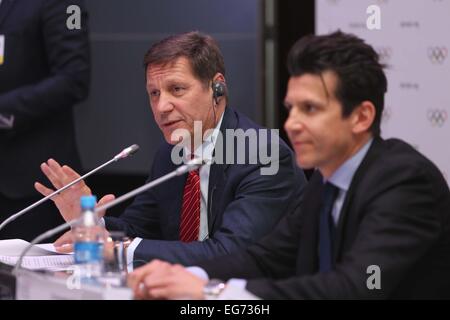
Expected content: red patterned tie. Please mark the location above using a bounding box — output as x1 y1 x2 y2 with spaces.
179 169 200 242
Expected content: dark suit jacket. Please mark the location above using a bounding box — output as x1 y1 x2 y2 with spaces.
105 107 307 266
0 0 89 198
199 137 450 299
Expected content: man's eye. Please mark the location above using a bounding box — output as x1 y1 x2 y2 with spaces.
304 104 317 113
173 86 185 94
150 90 160 97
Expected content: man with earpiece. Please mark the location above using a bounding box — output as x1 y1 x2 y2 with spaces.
35 31 307 268
127 31 450 300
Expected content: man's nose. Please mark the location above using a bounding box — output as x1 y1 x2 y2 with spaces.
155 92 174 114
284 109 303 133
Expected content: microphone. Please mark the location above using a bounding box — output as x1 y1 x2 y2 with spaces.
113 144 140 160
13 157 204 274
0 144 140 233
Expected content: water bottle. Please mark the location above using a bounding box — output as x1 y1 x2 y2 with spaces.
73 195 104 280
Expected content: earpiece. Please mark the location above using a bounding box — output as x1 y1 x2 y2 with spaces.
212 81 226 104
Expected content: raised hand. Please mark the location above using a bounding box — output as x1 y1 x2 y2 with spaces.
34 159 91 222
34 158 115 222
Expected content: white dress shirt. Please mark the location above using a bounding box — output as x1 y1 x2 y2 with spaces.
125 112 225 271
327 138 373 224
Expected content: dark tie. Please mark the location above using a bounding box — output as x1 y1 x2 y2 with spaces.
179 169 200 242
319 182 339 273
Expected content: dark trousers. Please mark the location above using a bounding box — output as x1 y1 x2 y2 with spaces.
0 193 65 242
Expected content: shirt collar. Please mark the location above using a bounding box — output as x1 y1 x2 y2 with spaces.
327 138 374 191
184 111 225 163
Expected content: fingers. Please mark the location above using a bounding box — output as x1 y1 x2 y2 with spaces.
55 244 74 254
135 276 171 300
34 182 54 197
40 159 65 190
96 194 116 217
139 285 170 300
62 165 90 192
130 262 186 300
142 265 184 291
128 264 153 293
54 230 73 247
40 159 89 193
61 165 81 180
143 273 172 290
135 283 152 300
98 194 116 205
103 236 115 260
54 230 74 254
128 260 169 294
146 287 171 300
48 158 65 177
140 265 206 300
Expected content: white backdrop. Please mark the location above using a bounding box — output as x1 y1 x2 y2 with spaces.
316 0 449 185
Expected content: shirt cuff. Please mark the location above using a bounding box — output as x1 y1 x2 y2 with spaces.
218 279 261 300
186 266 210 281
126 237 142 273
227 278 247 290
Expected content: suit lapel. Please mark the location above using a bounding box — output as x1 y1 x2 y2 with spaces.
207 162 222 231
207 107 237 232
0 0 15 29
333 137 385 261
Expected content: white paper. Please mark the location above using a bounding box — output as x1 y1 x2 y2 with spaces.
0 255 74 271
35 243 73 255
0 239 71 256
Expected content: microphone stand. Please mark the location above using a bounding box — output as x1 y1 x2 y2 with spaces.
0 145 139 233
13 158 203 275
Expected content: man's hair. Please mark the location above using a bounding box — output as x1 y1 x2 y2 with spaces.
287 31 387 135
143 31 226 88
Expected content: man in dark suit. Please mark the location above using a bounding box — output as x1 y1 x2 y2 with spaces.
35 32 306 266
0 0 90 241
128 31 450 300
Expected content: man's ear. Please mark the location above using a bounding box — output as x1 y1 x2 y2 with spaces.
212 73 226 84
351 101 376 134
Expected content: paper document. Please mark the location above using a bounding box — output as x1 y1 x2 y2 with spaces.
0 255 74 271
35 243 72 255
0 239 72 256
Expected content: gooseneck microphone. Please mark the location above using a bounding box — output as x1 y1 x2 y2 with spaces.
0 144 140 233
13 157 204 274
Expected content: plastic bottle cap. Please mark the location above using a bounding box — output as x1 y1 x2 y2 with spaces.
80 195 97 209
